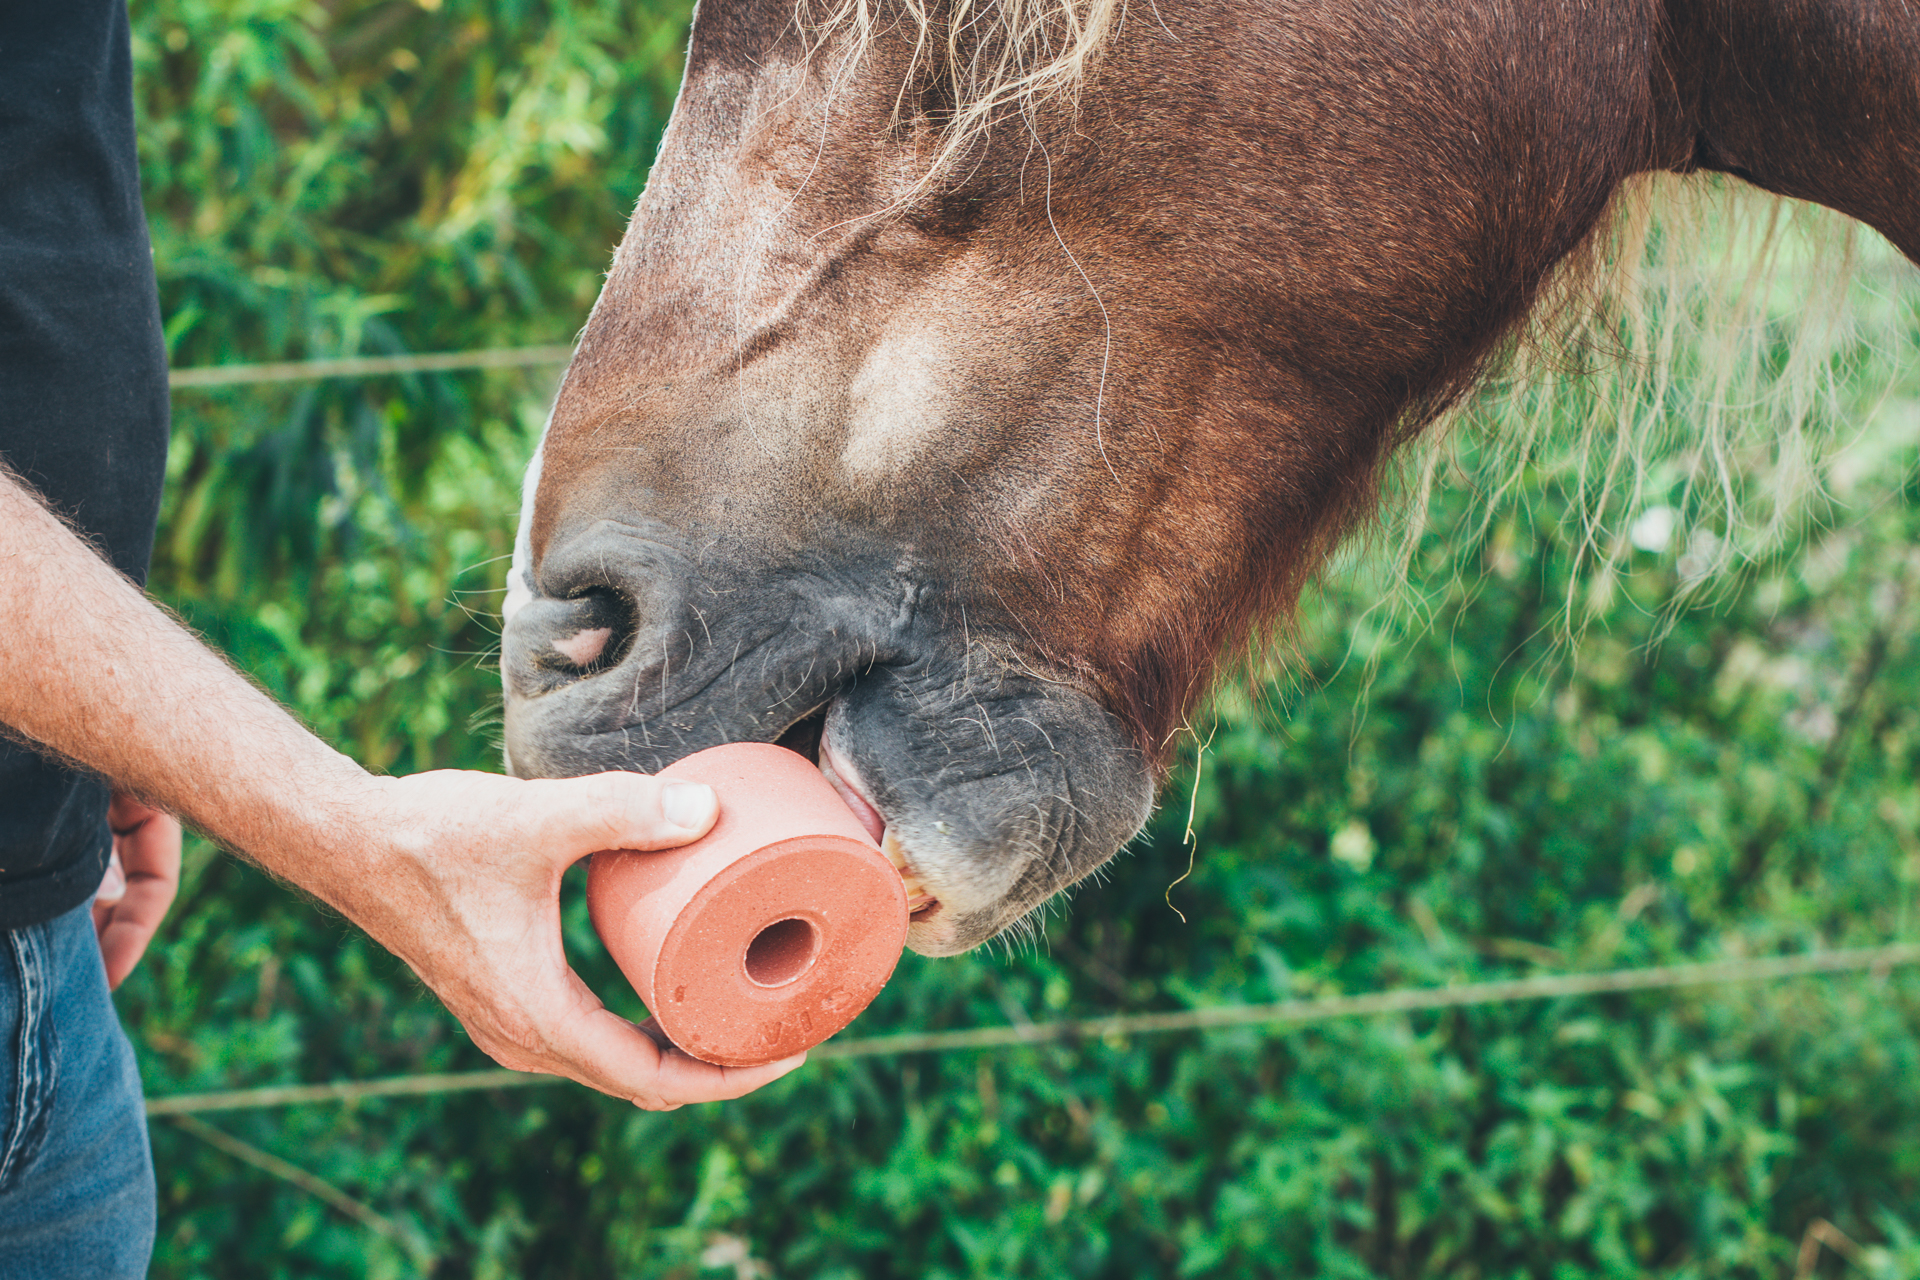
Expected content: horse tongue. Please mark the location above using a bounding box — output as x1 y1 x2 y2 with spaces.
815 752 934 909
838 785 885 844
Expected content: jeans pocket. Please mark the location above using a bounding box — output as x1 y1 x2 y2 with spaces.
0 923 60 1194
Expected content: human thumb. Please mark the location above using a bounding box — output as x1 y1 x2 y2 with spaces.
523 771 720 863
659 780 718 834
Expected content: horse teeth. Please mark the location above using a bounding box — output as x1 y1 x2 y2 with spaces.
881 831 933 909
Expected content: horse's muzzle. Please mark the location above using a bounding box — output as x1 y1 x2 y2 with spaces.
499 520 1156 953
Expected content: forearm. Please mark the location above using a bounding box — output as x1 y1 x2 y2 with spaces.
0 469 796 1105
0 470 378 893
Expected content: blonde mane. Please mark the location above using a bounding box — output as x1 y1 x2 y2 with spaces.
798 0 1121 178
791 2 1917 645
1385 177 1916 645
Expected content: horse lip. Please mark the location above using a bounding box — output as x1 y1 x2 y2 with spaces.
818 740 940 916
818 740 885 842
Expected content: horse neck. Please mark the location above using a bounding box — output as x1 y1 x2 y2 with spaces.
1659 0 1920 262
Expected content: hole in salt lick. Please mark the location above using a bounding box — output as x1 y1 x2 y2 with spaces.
744 917 820 987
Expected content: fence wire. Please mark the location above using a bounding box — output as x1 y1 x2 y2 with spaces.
154 348 1920 1115
144 942 1920 1117
167 345 576 389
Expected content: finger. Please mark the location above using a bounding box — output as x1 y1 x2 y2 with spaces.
516 772 719 872
98 872 174 988
560 1006 806 1108
514 980 805 1107
625 1014 808 1098
105 873 178 941
112 815 180 934
96 851 127 904
99 811 181 989
92 852 126 950
118 810 183 882
97 913 155 990
644 1043 809 1108
107 789 168 835
97 880 170 989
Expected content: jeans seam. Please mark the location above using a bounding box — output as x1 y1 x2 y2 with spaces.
0 924 56 1193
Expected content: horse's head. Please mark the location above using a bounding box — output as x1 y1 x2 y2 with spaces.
501 0 1917 953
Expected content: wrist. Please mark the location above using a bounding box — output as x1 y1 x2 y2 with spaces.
217 749 399 902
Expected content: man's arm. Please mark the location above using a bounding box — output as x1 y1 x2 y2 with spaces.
0 469 802 1107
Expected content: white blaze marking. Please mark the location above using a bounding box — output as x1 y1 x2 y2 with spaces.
842 319 951 480
503 423 547 628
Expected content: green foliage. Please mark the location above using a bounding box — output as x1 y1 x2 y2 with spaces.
125 1 1920 1275
139 0 689 772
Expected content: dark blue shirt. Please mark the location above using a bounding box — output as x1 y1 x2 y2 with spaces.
0 0 169 928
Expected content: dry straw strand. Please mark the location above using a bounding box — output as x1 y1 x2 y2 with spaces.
1382 174 1908 647
799 0 1122 184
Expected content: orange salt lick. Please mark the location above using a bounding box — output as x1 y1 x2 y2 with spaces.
586 742 910 1067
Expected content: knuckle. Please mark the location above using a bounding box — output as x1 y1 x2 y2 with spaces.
534 774 644 846
474 1020 552 1071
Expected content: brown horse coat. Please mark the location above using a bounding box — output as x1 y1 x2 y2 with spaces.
502 0 1920 953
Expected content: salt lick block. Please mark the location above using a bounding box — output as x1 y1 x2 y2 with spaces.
586 742 909 1067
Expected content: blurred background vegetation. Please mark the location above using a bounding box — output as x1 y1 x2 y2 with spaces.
124 0 1920 1275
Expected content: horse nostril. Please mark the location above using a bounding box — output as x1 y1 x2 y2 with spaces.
552 625 613 667
506 588 636 688
545 589 632 672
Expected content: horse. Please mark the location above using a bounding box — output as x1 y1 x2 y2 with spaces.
499 0 1920 956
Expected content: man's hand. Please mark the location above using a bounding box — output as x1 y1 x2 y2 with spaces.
0 465 804 1110
326 769 806 1110
91 790 182 989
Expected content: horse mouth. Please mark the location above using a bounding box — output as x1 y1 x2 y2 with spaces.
806 718 943 924
502 564 1156 954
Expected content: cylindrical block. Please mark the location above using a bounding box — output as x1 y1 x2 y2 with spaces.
586 742 908 1066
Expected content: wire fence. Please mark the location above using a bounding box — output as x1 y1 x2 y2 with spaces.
144 941 1920 1117
151 343 1920 1269
166 345 576 389
154 343 1920 1248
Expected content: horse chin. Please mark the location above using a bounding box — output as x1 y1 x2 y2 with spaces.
819 675 1155 957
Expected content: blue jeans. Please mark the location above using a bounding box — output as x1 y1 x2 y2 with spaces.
0 899 155 1278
